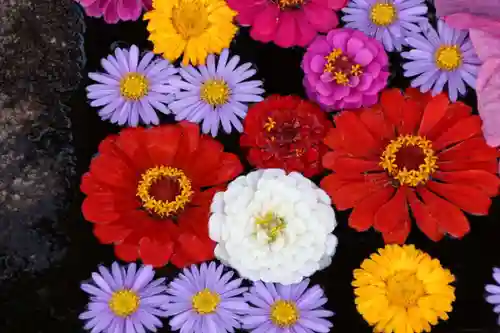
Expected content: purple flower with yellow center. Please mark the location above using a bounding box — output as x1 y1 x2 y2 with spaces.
162 262 249 332
485 267 500 325
241 279 334 333
79 262 168 333
168 49 265 137
342 0 429 52
86 45 180 127
402 20 481 101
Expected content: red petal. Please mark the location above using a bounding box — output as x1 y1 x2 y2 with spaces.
399 99 423 135
190 188 220 207
114 242 139 262
139 237 174 267
89 154 138 191
173 233 215 267
380 89 405 128
405 87 429 102
174 121 201 168
94 224 131 244
202 153 243 187
185 136 224 185
324 128 344 151
114 127 152 171
328 176 389 210
80 173 103 195
426 102 472 141
406 190 444 241
426 181 492 215
433 170 500 197
432 116 482 151
382 219 410 244
325 156 381 174
418 93 449 136
177 205 211 238
82 194 121 224
349 186 395 231
418 187 470 238
145 125 182 166
438 160 498 173
358 106 394 140
374 187 410 233
437 137 498 162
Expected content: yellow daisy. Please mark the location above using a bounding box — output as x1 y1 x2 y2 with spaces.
144 0 237 66
352 244 455 333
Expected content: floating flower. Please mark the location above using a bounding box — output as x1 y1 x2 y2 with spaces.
402 20 481 102
76 0 152 24
353 244 455 333
144 0 237 66
79 262 168 333
321 88 500 243
240 95 332 177
485 267 500 325
162 262 248 332
86 45 179 127
209 169 338 285
227 0 347 48
241 280 334 332
168 49 264 137
81 122 243 267
302 28 389 111
342 0 428 52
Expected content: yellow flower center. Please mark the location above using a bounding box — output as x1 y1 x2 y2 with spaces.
171 0 209 39
323 48 363 86
270 300 299 327
386 270 426 308
120 73 149 100
109 290 140 317
255 211 286 243
370 3 397 26
380 135 438 187
200 79 231 106
263 117 276 132
276 0 305 9
435 45 462 71
192 289 220 314
136 166 193 217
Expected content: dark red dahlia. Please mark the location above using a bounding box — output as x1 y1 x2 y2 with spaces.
240 95 332 177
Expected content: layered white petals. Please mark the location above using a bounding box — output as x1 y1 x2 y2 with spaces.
209 169 338 285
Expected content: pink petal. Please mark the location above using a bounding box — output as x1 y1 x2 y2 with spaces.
346 37 364 57
354 49 374 66
103 0 120 23
446 14 500 38
275 12 298 48
250 4 280 42
303 2 339 32
295 10 318 46
470 29 500 62
328 31 350 50
310 55 326 73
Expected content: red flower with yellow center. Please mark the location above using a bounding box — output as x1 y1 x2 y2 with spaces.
240 95 332 177
321 88 500 243
81 122 243 267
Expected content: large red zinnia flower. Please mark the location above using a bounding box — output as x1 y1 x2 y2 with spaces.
240 95 332 177
321 88 500 243
81 122 243 267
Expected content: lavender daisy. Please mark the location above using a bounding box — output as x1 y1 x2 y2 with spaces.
485 267 500 325
87 45 179 127
162 262 248 332
402 20 481 101
79 262 168 333
241 279 334 333
342 0 428 52
168 49 265 137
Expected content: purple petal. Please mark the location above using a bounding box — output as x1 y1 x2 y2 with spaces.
137 52 155 73
132 266 155 292
128 45 139 72
89 73 119 85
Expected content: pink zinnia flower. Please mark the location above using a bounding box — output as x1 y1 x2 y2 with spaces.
227 0 347 48
75 0 152 24
302 28 389 111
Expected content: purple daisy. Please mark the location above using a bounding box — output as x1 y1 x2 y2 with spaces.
87 45 180 127
161 262 248 333
79 262 168 333
342 0 429 52
241 279 334 333
485 267 500 325
302 28 389 111
168 49 265 137
402 20 481 101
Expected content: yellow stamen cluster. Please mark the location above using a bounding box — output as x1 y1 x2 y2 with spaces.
264 117 276 132
386 270 426 308
323 48 363 86
270 300 299 327
200 79 231 106
171 0 209 39
120 73 149 100
255 211 286 243
370 3 397 26
192 289 220 314
435 45 462 71
276 0 305 9
380 135 438 187
109 290 140 317
136 166 193 217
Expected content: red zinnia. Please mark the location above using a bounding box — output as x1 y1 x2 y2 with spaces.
240 95 332 177
321 88 500 243
81 122 243 267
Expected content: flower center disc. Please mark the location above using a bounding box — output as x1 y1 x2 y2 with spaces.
380 135 438 187
370 3 397 26
275 0 305 9
323 48 363 86
120 73 149 100
270 300 299 327
109 290 140 317
200 79 231 106
435 45 462 71
255 211 286 243
192 289 220 314
172 0 209 39
386 270 426 308
136 166 193 217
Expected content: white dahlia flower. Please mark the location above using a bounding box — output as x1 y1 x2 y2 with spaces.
209 169 338 285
